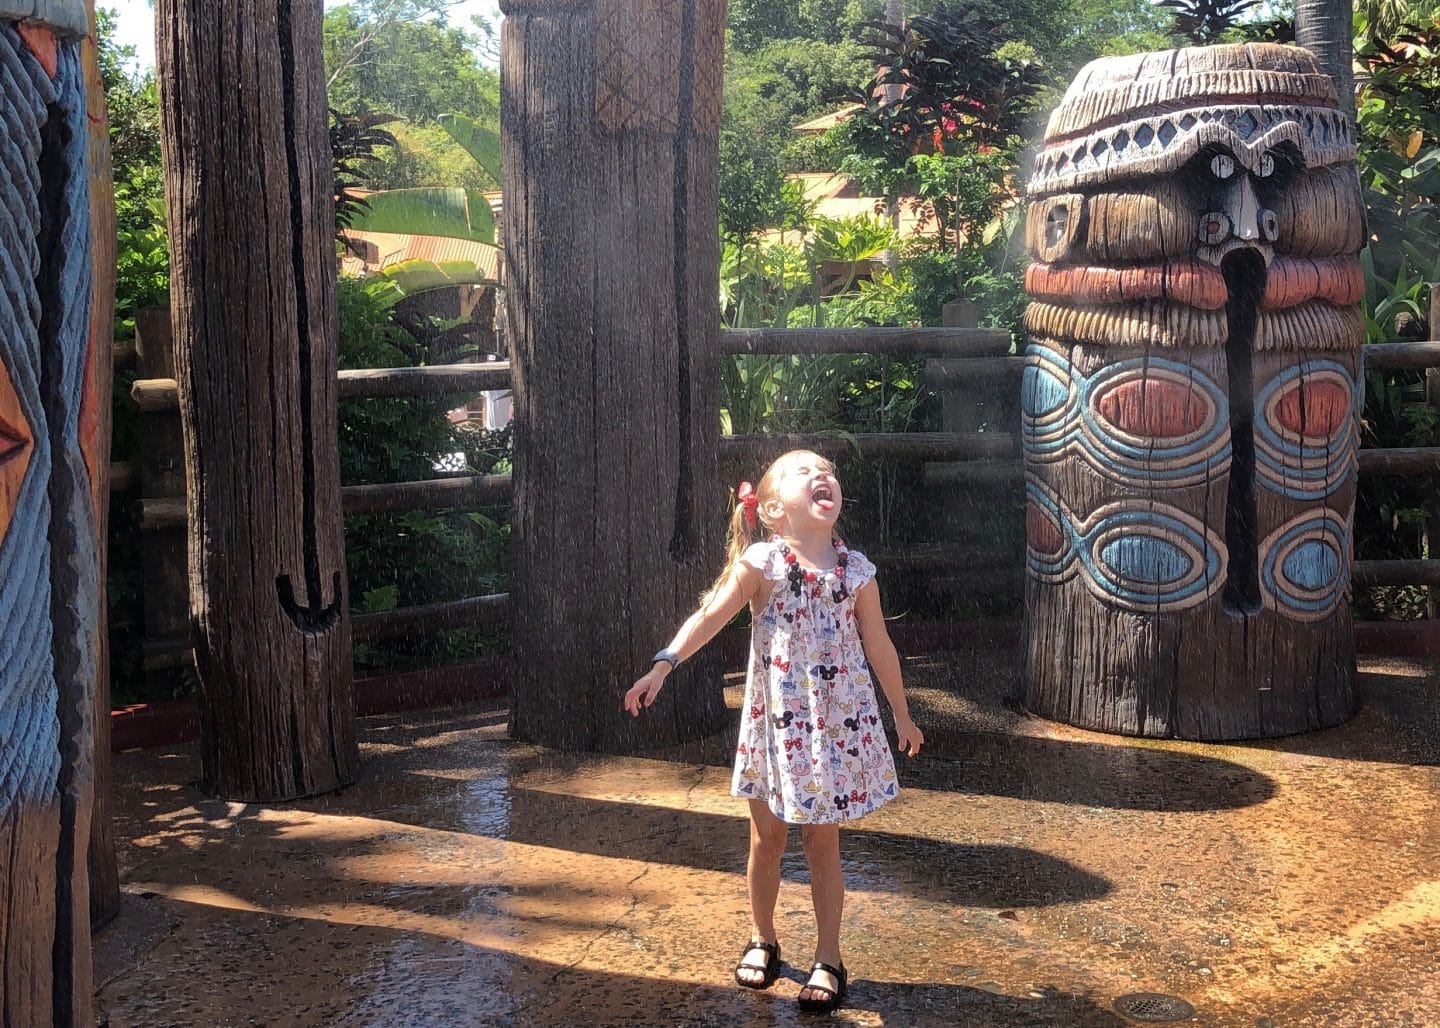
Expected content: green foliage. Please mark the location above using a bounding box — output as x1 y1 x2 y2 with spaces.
324 2 500 127
1159 0 1263 43
1355 14 1440 281
336 277 512 671
97 8 170 335
727 0 885 51
343 185 497 242
853 3 1048 153
333 109 401 238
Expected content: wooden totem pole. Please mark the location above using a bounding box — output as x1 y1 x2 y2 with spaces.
0 2 114 1022
502 0 729 751
1021 44 1365 739
158 0 358 798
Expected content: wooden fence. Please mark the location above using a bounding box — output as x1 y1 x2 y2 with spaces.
114 297 1440 685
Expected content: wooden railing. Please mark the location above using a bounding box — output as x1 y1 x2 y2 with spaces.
114 310 515 675
114 305 1440 676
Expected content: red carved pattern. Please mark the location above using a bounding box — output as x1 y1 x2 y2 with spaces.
1025 259 1228 310
1026 501 1066 558
0 358 35 548
1272 379 1350 437
1094 378 1209 438
17 24 57 78
1261 256 1365 311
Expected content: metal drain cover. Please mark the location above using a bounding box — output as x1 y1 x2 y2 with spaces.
1112 992 1196 1022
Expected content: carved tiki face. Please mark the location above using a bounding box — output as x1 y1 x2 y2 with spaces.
1020 44 1364 739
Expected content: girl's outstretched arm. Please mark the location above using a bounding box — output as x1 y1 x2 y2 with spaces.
853 580 924 756
623 561 763 716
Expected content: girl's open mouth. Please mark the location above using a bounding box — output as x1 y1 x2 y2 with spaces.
811 483 835 511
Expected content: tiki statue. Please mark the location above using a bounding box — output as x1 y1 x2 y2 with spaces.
1021 44 1364 740
0 2 112 1022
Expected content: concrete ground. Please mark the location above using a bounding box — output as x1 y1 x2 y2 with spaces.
93 651 1440 1027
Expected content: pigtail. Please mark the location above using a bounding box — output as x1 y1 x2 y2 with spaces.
701 481 769 606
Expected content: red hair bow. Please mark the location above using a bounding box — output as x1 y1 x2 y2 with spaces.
736 481 759 529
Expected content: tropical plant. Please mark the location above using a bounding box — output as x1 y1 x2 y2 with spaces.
332 108 400 243
341 112 501 244
1355 246 1439 620
1158 0 1262 42
336 276 512 670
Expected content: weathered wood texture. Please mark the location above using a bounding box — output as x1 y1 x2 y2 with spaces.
719 326 1011 356
353 593 511 642
81 3 120 929
141 473 515 528
0 17 101 1025
502 0 728 750
157 0 358 798
1022 44 1362 740
1295 0 1355 118
1429 285 1439 618
1363 340 1440 370
132 310 189 697
131 361 514 410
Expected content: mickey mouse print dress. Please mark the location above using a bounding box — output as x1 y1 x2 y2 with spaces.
731 536 900 824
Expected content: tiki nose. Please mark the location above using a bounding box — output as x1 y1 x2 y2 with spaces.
1231 176 1262 242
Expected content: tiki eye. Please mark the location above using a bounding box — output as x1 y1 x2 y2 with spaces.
1209 154 1235 180
1258 153 1276 178
1044 205 1070 249
1198 212 1232 245
1260 209 1279 242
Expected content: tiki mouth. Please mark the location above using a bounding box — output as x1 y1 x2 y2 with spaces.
1221 249 1267 312
1221 247 1266 619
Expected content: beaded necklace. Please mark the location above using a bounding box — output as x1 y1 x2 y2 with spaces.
775 536 851 601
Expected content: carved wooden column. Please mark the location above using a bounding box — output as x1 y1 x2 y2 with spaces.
502 0 729 751
0 3 107 1022
81 0 121 928
1021 44 1363 739
157 0 358 797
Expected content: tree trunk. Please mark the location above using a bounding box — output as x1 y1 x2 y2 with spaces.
81 1 121 928
1295 0 1355 119
0 6 104 1023
156 0 359 799
502 0 729 751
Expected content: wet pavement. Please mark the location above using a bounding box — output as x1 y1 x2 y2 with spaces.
94 651 1440 1027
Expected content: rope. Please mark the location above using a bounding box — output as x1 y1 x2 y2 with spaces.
0 21 75 814
45 40 100 781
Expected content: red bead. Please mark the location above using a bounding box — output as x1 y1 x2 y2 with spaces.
805 571 817 582
784 553 797 563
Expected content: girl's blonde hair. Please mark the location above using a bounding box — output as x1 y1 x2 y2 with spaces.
702 450 838 604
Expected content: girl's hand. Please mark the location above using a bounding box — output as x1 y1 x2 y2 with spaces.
894 716 924 757
624 666 669 716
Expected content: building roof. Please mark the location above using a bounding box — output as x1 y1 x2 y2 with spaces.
760 172 936 245
340 230 501 281
794 105 863 135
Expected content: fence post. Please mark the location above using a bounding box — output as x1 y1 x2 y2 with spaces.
133 306 191 689
1429 283 1439 619
924 300 1023 610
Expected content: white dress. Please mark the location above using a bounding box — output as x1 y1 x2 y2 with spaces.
730 536 900 824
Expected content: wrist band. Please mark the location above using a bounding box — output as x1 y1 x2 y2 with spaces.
652 648 680 669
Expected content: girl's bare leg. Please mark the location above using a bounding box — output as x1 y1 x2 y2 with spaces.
799 822 844 1000
739 798 789 985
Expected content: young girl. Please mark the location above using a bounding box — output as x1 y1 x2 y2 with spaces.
623 449 923 1013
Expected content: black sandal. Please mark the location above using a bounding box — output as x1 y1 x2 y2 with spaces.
734 940 782 990
797 961 847 1013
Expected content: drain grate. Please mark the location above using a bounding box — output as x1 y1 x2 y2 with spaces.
1112 992 1196 1022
